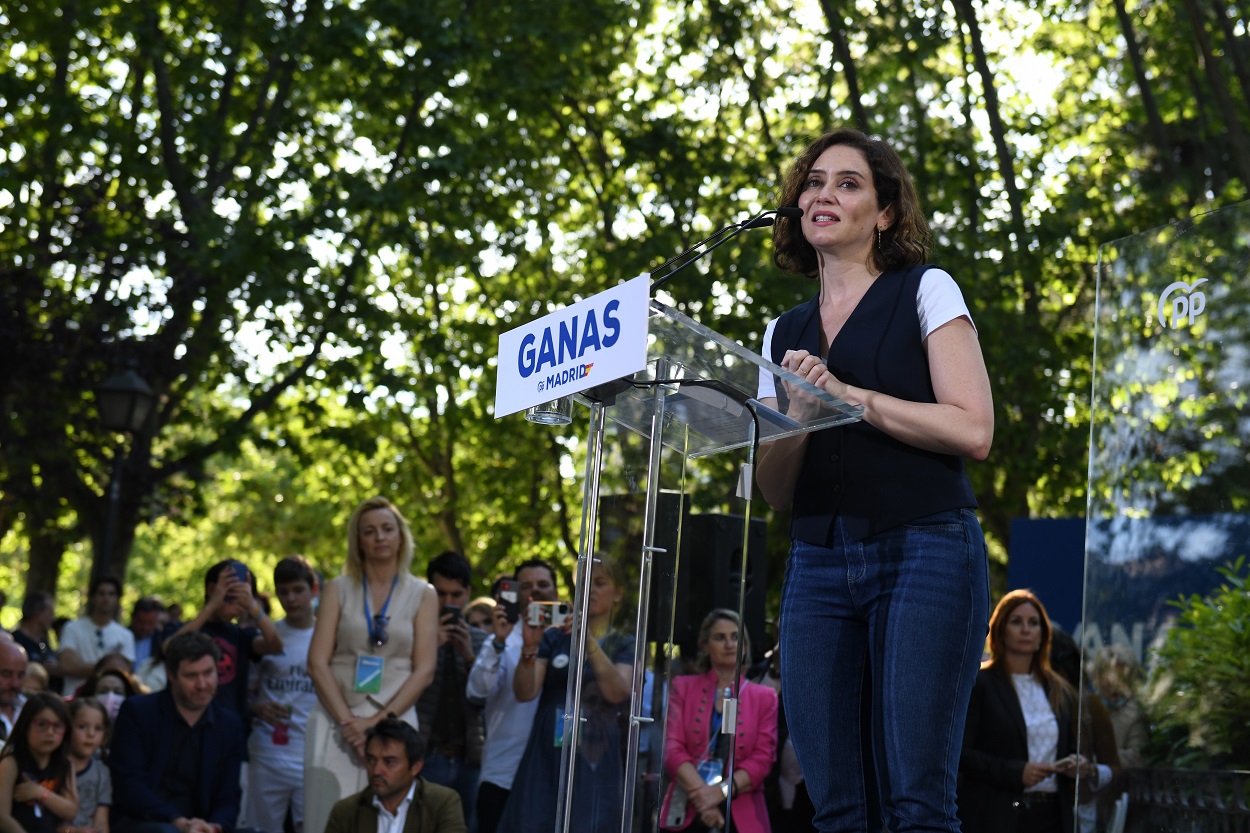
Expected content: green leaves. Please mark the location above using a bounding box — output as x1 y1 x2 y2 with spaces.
1147 557 1250 768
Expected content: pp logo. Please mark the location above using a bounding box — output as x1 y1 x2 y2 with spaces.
1157 279 1208 330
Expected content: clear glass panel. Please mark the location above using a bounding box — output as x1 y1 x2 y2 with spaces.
577 298 863 458
1084 202 1250 832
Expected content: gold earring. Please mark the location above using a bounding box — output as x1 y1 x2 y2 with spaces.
876 227 882 249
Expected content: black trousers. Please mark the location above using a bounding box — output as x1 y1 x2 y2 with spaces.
476 780 510 833
1017 792 1063 833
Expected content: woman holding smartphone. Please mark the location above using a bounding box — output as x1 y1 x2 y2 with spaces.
959 590 1085 833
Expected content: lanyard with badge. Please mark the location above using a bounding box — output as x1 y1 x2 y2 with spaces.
356 576 397 694
697 704 726 785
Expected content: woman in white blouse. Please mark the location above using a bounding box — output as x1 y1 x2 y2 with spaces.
958 590 1082 833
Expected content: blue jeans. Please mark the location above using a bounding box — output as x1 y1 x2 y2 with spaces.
423 751 480 833
780 509 989 833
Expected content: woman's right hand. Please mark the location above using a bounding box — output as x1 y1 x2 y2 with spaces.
1022 761 1055 787
339 715 369 760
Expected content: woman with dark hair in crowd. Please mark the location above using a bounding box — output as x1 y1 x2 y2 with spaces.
959 589 1081 833
78 663 144 721
754 127 993 832
304 497 438 833
661 609 777 833
497 558 634 833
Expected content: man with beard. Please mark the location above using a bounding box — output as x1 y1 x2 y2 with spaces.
0 637 28 741
59 576 135 695
324 717 464 833
465 559 559 833
110 631 251 833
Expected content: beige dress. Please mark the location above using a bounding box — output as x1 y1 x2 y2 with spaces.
303 572 429 833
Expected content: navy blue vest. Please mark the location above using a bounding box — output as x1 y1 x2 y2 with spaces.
770 265 977 543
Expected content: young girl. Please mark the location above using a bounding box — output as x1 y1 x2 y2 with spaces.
63 699 110 833
0 692 78 833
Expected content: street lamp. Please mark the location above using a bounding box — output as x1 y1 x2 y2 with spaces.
94 370 156 582
96 370 157 434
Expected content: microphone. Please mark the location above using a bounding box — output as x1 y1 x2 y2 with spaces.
649 207 804 291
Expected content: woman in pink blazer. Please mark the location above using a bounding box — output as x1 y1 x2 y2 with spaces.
661 609 778 833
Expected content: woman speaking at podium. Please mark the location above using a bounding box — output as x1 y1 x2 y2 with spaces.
754 128 994 833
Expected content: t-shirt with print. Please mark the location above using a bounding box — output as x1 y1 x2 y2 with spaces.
248 618 317 765
159 619 261 722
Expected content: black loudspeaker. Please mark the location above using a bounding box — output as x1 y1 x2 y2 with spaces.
594 495 766 668
673 513 767 665
596 491 687 647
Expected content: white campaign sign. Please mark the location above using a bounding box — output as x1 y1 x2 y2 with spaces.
494 274 650 419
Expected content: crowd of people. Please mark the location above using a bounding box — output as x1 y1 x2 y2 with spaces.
2 127 1155 833
0 498 792 833
0 520 1150 833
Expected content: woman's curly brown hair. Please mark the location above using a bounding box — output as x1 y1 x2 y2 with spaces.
773 128 932 277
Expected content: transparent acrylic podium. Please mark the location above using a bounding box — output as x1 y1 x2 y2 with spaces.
1082 202 1250 831
546 297 861 833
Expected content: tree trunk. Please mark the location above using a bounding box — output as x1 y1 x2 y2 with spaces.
1180 0 1250 186
1208 0 1250 109
958 25 981 241
25 531 67 598
818 0 869 129
1112 0 1179 178
950 0 1032 311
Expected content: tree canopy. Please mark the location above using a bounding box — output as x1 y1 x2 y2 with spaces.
2 0 1247 614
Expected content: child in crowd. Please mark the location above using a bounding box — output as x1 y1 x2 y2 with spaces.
65 698 110 833
244 556 319 833
0 692 79 833
21 665 49 696
161 559 284 721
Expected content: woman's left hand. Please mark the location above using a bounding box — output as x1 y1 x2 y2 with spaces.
1055 754 1093 779
689 782 726 814
340 714 375 759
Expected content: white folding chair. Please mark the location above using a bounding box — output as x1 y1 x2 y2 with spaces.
1105 791 1129 833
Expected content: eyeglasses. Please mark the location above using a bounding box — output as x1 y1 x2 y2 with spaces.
96 628 105 649
34 719 66 734
371 614 390 648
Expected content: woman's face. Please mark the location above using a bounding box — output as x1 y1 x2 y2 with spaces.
1002 602 1043 658
797 144 889 262
587 571 623 618
358 508 401 566
95 674 127 697
702 617 740 671
465 606 493 631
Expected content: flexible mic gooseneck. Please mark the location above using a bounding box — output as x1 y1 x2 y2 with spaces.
649 206 804 291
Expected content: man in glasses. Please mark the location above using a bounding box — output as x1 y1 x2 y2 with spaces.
58 575 136 696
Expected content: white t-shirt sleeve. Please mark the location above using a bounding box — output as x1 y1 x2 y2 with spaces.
117 626 136 661
758 268 974 400
757 317 779 400
917 268 976 340
60 619 90 655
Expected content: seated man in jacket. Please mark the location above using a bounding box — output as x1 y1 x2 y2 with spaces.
326 717 465 833
110 630 249 833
